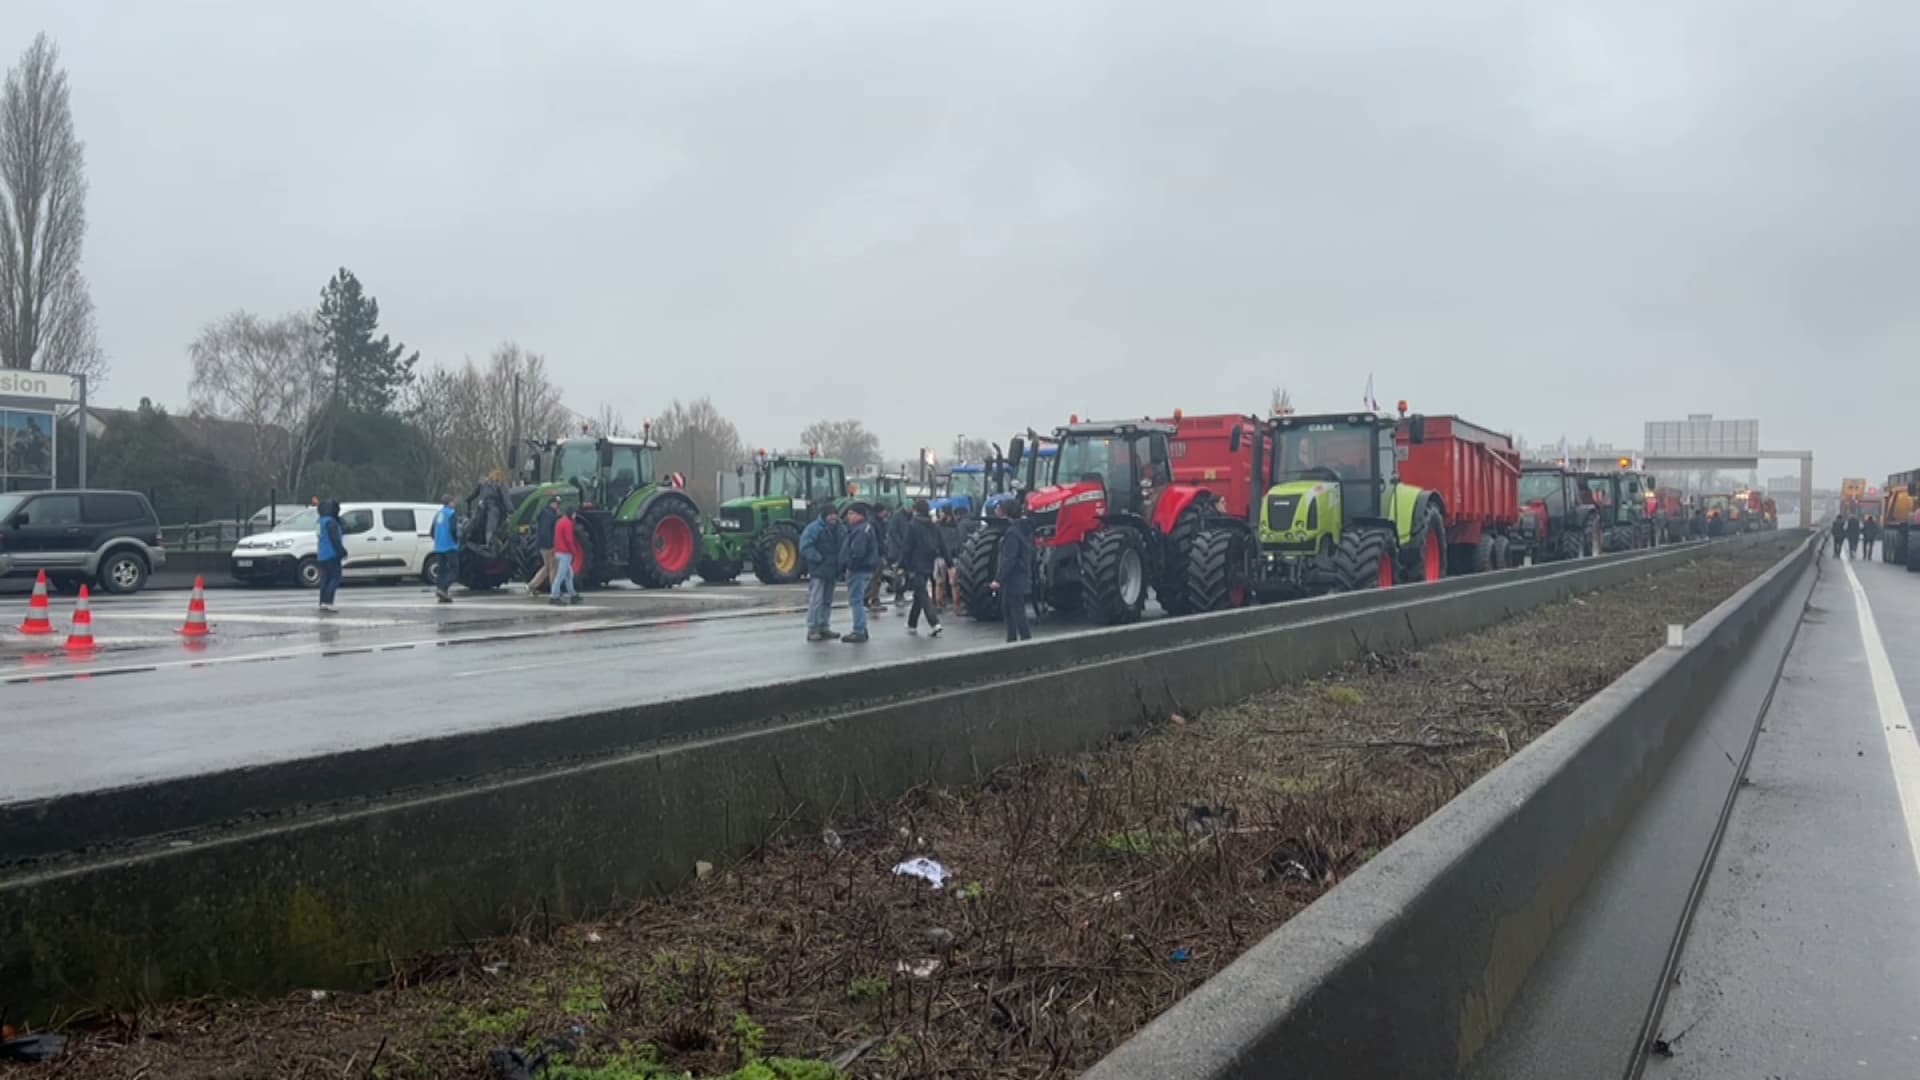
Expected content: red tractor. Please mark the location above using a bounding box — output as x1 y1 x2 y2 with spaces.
1018 414 1260 624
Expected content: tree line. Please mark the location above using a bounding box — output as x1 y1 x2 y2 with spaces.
2 32 936 525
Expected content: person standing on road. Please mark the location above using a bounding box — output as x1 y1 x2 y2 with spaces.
550 504 583 605
840 502 880 644
934 508 963 612
864 504 892 612
992 504 1035 643
1845 514 1862 559
1863 515 1881 561
431 495 460 603
1831 514 1845 558
899 499 945 637
527 496 561 597
886 501 914 612
315 500 346 615
800 506 843 641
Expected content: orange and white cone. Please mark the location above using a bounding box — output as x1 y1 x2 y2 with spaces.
64 585 95 652
177 576 211 637
17 569 54 635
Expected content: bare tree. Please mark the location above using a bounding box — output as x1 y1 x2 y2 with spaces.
652 397 746 511
0 34 103 380
188 311 327 492
591 403 627 437
799 418 883 471
950 435 994 464
404 342 568 492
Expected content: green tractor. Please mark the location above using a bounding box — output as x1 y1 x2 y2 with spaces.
1185 411 1446 607
458 434 702 591
848 470 913 513
697 452 849 585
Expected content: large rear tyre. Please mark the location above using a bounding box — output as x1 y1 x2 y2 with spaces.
1401 504 1446 584
1156 505 1208 615
1185 527 1254 612
1471 533 1495 573
1081 528 1148 625
957 527 1005 620
752 522 804 585
630 500 700 588
1330 526 1395 592
1490 535 1510 570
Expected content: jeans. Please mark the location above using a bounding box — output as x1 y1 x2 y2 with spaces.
1003 590 1032 642
846 573 871 635
318 558 342 606
435 549 458 593
807 574 835 631
551 552 577 600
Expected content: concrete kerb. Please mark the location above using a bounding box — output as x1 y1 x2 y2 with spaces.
0 539 1756 865
0 535 1798 1016
1081 531 1816 1080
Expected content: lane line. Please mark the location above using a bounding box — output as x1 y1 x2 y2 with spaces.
1842 559 1920 882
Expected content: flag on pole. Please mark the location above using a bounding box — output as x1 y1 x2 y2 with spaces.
1363 374 1379 413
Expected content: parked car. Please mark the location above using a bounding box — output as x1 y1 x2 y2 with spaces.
0 489 168 595
230 502 442 587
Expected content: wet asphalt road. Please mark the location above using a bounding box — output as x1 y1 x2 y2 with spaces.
1647 550 1920 1078
0 580 1140 803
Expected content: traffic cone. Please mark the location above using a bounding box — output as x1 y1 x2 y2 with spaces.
176 576 211 637
64 585 95 653
17 570 54 635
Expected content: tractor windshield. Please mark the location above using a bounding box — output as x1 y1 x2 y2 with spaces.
552 441 600 487
764 462 807 498
1273 425 1375 482
1520 473 1567 516
1055 436 1128 490
947 470 986 500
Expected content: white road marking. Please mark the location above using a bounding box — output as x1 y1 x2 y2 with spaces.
1842 561 1920 882
92 611 403 627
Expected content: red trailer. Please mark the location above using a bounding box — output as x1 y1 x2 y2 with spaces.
1163 411 1263 521
1394 415 1522 572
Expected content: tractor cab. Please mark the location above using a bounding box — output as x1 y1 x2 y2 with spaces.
848 470 911 511
531 436 658 511
1024 420 1175 548
699 452 847 587
749 453 847 509
1260 412 1399 549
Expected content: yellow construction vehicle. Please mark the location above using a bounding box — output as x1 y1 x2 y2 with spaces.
1883 470 1919 566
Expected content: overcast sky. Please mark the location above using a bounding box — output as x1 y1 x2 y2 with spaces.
15 0 1919 484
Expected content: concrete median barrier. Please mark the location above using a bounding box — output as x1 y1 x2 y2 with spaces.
1083 531 1817 1080
0 534 1801 1017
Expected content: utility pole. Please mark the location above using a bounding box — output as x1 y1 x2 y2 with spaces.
509 371 521 470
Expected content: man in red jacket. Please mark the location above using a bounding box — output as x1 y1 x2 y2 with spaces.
550 508 584 605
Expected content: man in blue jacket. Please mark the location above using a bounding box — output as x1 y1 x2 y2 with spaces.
315 500 347 615
799 506 842 641
840 502 880 644
992 505 1036 643
432 495 460 603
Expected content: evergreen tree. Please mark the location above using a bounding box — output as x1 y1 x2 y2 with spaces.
315 268 418 414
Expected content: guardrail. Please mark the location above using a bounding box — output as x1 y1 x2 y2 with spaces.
0 533 1802 1018
1084 530 1817 1079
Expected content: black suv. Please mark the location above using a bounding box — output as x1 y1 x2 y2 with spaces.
0 489 167 594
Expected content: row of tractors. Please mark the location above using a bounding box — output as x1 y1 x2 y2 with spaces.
448 405 1695 623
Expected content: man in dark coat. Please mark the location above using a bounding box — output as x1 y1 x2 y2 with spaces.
897 499 945 636
992 506 1036 643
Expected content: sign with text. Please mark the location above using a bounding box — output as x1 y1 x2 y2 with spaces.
0 369 79 403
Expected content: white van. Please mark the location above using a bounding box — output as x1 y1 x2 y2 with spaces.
230 502 445 588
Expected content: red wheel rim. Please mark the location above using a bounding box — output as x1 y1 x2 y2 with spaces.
653 516 694 573
1229 582 1249 607
1424 530 1442 581
1377 552 1394 589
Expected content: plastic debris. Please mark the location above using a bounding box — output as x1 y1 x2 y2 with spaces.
1169 948 1191 963
585 931 603 944
897 958 942 978
695 860 714 881
822 828 844 851
0 1033 68 1062
891 857 949 889
308 989 329 1002
482 961 510 976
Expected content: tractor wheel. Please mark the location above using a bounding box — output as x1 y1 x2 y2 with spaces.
1401 504 1446 584
630 500 700 588
1603 526 1631 554
1185 527 1253 613
512 535 543 583
1491 535 1511 570
752 522 804 585
697 556 742 584
1330 526 1395 592
957 527 1005 621
1557 530 1584 563
575 528 608 589
1080 527 1148 625
1156 504 1209 615
1472 533 1495 573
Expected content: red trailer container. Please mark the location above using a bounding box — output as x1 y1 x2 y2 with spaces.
1162 411 1262 522
1394 415 1522 572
